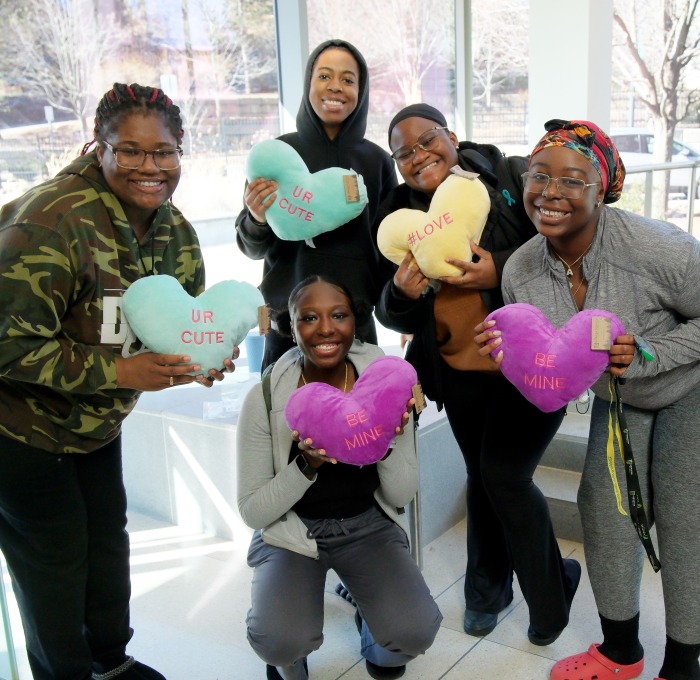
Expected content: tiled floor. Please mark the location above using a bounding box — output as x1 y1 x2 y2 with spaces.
2 511 667 680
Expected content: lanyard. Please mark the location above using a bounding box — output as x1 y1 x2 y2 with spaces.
607 375 661 572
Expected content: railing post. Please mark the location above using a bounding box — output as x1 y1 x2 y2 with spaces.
688 165 697 237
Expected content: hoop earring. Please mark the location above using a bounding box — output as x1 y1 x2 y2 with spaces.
595 200 602 208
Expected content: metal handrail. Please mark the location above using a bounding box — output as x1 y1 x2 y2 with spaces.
624 159 699 236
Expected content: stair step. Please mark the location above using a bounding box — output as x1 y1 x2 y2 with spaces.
536 465 583 543
535 466 580 504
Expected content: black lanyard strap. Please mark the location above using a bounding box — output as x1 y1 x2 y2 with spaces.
609 375 661 572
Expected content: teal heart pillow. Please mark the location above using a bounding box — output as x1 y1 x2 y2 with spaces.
246 138 368 241
122 275 264 375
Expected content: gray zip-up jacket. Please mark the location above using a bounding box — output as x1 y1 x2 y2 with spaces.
236 340 417 558
501 207 700 410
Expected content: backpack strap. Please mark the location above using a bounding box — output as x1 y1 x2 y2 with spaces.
261 361 275 419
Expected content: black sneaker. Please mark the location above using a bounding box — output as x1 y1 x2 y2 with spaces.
365 659 406 679
266 658 307 679
527 558 582 646
334 581 356 607
92 658 166 679
355 610 406 679
463 609 498 636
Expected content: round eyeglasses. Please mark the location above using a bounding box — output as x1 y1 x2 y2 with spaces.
391 127 449 164
103 141 183 171
522 172 600 200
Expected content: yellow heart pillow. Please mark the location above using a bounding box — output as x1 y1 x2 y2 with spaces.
377 174 490 279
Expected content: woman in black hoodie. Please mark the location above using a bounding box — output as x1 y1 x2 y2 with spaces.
236 39 397 369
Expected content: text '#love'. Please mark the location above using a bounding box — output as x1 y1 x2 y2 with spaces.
406 212 454 247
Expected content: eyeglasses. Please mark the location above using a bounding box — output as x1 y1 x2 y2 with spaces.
103 141 183 170
391 127 449 163
522 172 600 199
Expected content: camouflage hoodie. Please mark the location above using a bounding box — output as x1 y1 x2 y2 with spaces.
0 151 204 453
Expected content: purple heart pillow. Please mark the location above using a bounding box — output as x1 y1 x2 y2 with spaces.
485 303 626 412
284 355 418 466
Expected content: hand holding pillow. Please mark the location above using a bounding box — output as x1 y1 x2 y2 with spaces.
377 173 490 279
245 139 368 241
285 356 417 466
480 303 626 412
123 275 264 376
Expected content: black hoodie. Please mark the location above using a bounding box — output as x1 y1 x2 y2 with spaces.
236 39 398 353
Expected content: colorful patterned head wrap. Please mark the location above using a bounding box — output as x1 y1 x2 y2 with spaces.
530 119 626 204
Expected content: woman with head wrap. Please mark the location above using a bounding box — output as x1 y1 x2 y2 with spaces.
375 104 582 645
477 119 700 680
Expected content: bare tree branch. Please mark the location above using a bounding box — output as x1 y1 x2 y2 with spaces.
8 0 125 136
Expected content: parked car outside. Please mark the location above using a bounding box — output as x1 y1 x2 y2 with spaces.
610 127 700 197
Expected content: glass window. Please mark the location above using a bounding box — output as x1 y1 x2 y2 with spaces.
612 135 641 153
306 0 457 145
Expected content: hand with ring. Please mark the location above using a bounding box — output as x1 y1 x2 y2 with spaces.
115 353 201 392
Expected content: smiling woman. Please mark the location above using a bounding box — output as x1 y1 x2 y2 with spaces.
477 118 700 680
375 102 582 648
0 82 235 680
235 39 398 372
92 85 185 240
236 274 441 680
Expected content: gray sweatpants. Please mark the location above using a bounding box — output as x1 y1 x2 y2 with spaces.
246 505 442 679
579 381 700 644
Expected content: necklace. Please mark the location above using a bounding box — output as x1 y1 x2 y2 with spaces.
301 360 349 392
572 276 586 297
551 241 593 288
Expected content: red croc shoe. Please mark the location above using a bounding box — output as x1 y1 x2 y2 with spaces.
550 643 644 680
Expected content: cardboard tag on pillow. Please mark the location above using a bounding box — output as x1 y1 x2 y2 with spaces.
258 304 271 335
450 165 480 180
343 174 361 202
412 382 427 414
591 316 612 350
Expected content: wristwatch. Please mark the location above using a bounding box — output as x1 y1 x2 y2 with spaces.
295 454 316 478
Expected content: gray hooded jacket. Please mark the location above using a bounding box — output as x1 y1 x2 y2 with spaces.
502 206 700 410
236 340 417 558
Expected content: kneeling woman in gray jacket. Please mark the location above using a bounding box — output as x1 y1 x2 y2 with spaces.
236 275 442 680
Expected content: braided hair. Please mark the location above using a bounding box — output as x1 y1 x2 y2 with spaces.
81 83 184 155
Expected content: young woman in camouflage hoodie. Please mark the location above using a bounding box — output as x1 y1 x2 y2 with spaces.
0 83 225 680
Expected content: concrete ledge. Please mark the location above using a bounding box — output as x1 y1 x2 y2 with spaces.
121 375 590 556
414 406 466 547
121 372 468 556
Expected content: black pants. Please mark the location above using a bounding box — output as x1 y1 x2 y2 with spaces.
0 434 132 680
441 364 571 634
